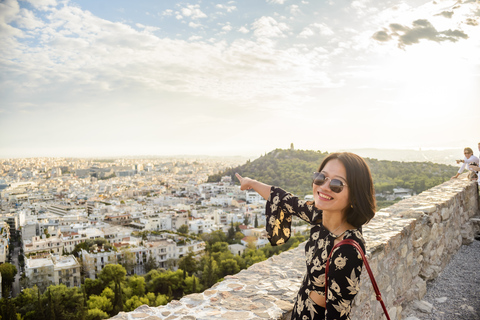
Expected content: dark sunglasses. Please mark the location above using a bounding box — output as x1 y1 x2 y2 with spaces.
312 172 347 193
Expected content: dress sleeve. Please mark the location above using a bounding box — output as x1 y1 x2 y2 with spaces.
265 186 321 246
325 244 364 320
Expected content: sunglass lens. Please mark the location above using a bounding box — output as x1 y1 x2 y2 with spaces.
312 173 326 186
329 179 344 193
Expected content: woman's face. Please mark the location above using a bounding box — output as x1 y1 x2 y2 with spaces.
465 151 472 159
313 158 350 215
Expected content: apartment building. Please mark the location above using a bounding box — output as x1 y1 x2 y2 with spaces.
0 222 9 264
81 248 118 279
23 233 65 258
25 254 81 292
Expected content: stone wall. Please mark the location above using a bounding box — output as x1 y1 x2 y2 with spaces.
111 175 479 320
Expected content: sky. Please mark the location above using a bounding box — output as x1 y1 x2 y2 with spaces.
0 0 479 159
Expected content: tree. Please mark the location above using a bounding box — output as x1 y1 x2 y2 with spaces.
177 224 189 234
124 295 149 312
254 214 258 228
219 259 240 277
178 252 197 276
117 250 136 275
202 256 219 288
43 284 84 320
125 275 145 298
87 295 112 315
86 308 109 320
12 286 43 320
0 297 19 320
83 278 104 297
227 221 235 241
0 263 17 297
144 255 158 273
243 214 250 226
98 264 126 315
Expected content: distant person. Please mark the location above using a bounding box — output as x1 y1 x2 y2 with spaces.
468 142 480 186
451 147 479 181
236 152 376 320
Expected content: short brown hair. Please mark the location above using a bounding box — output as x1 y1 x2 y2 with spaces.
318 152 376 228
464 147 474 154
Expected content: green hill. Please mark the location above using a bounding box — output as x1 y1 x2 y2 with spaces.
208 148 458 201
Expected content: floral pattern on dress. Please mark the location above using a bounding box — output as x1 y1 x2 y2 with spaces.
265 187 366 320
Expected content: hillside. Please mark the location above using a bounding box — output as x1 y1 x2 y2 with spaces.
207 148 458 198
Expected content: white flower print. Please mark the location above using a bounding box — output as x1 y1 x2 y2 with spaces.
330 279 341 294
312 231 320 241
312 275 325 288
298 211 310 222
334 254 348 270
305 295 318 319
333 299 352 318
306 245 315 264
270 203 277 213
346 268 360 295
269 216 276 227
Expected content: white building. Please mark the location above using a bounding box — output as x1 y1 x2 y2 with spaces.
23 233 65 258
81 248 118 279
228 243 247 256
246 190 263 204
25 254 81 291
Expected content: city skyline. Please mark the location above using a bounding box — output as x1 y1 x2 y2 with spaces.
1 0 479 159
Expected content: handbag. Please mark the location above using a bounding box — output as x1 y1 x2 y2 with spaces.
325 239 391 320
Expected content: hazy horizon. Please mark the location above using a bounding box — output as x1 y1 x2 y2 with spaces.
0 147 467 167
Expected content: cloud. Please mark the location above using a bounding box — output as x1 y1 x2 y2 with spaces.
0 1 338 121
289 5 300 15
215 4 237 13
180 4 207 19
373 19 469 48
267 0 286 4
23 0 56 10
298 22 334 38
221 23 232 32
238 26 249 34
298 27 314 38
252 16 289 38
434 11 453 19
189 21 202 28
465 18 478 26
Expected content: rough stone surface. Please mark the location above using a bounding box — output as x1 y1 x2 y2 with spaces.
109 175 479 320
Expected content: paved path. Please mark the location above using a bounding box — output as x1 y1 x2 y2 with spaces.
403 239 480 320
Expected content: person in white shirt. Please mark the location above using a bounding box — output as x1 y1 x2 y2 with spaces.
467 142 480 186
451 147 479 181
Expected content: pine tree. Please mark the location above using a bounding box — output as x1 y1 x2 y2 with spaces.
192 275 197 293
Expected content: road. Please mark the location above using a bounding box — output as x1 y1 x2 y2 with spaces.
11 243 21 297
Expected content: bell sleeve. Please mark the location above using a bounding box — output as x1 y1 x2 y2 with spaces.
265 186 321 246
325 242 365 319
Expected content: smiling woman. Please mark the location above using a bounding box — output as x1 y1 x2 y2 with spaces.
236 152 377 320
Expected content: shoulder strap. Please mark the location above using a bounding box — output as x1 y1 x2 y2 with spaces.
325 239 391 320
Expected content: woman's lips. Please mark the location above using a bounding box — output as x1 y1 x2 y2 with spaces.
318 192 333 200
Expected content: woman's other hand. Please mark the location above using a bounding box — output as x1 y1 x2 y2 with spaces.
235 173 254 190
235 173 272 200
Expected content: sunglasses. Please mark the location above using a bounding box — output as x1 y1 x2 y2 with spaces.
312 172 347 193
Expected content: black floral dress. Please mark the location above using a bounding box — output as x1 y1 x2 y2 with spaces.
266 187 365 320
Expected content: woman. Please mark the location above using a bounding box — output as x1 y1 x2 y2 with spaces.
452 147 479 181
236 152 376 320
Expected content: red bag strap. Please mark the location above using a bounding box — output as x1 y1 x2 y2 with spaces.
325 239 391 320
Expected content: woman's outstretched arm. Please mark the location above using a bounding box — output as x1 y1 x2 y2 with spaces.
235 173 271 200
